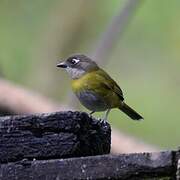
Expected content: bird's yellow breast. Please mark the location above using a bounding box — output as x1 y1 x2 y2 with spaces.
71 71 94 92
71 69 122 108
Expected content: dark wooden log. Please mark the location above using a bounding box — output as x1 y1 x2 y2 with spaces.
0 111 111 163
176 150 180 179
0 151 177 180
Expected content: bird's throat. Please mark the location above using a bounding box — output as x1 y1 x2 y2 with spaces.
66 67 85 79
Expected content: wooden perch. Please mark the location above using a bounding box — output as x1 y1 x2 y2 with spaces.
0 110 179 179
0 150 179 180
0 111 110 163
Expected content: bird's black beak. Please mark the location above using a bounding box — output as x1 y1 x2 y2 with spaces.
57 62 67 68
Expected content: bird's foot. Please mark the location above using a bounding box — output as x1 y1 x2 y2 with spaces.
88 113 93 119
100 118 107 124
88 111 95 118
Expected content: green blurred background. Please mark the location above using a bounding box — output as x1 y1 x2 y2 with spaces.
0 0 179 149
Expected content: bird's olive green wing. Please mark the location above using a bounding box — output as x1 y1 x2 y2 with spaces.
94 69 124 101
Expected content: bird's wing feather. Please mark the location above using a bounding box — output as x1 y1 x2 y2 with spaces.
95 69 124 101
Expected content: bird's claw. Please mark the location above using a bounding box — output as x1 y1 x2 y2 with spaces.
100 119 107 124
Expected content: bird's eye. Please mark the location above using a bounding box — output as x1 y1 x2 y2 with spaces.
71 58 80 65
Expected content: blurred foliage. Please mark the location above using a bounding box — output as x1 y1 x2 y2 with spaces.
0 0 180 149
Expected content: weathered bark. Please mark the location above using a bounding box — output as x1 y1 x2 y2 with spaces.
0 111 111 163
0 151 177 180
0 111 179 179
176 150 180 180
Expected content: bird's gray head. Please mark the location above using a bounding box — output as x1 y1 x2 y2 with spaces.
57 54 99 79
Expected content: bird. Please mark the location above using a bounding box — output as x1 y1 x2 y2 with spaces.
57 54 143 122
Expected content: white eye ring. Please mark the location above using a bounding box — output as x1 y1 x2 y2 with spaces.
71 58 80 64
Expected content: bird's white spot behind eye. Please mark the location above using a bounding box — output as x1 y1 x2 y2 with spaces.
71 58 80 64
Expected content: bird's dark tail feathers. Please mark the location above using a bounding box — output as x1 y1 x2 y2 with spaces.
119 103 143 120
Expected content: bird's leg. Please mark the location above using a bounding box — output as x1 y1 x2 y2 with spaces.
90 111 95 115
101 109 111 123
89 111 95 118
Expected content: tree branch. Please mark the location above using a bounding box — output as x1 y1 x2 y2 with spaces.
91 0 143 63
0 78 67 115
